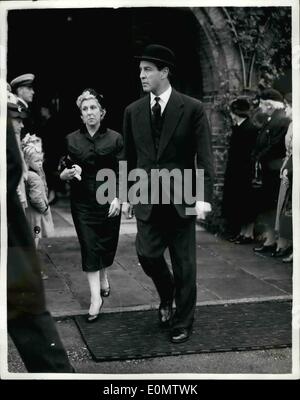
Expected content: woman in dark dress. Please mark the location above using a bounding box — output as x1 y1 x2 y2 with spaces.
222 97 259 243
60 89 123 322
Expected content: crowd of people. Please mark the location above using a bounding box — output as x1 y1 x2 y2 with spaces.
222 89 293 264
5 43 293 373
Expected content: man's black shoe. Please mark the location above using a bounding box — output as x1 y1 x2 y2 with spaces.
271 246 293 258
253 243 277 254
158 302 172 326
170 327 191 344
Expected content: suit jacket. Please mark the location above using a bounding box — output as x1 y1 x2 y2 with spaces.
123 89 214 221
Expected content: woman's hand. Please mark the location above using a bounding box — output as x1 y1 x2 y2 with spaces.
72 164 82 181
59 167 77 181
108 197 121 218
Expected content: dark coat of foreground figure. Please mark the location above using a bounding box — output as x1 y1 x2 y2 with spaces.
7 117 73 373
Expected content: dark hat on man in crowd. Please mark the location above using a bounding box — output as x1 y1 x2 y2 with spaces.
7 102 27 119
260 88 284 103
230 97 250 117
10 73 35 90
135 44 175 68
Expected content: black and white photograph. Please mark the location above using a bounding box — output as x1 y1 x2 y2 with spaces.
0 0 299 383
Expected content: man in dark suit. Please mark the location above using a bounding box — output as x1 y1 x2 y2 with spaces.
122 44 214 343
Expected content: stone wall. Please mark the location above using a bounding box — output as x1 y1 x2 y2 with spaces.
190 7 245 233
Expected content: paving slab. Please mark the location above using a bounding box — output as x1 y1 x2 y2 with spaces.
38 202 292 318
201 273 289 301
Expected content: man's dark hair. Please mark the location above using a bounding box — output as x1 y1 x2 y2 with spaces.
154 61 173 81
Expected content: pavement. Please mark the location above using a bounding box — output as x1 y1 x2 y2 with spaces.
7 197 294 376
41 198 292 318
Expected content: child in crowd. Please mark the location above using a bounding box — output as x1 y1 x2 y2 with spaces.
22 134 54 279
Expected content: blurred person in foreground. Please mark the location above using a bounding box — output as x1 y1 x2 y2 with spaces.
7 101 73 373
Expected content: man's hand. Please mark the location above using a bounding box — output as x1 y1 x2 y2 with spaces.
108 198 121 218
195 201 212 220
122 202 133 219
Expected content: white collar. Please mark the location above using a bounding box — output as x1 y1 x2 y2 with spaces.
150 85 172 105
236 117 247 126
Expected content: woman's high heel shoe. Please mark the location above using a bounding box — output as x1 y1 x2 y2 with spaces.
101 286 110 297
86 299 104 323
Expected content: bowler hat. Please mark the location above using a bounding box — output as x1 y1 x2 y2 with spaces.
10 73 35 90
7 102 27 119
135 44 175 67
260 88 283 103
230 98 250 117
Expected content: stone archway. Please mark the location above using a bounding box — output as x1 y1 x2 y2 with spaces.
189 7 245 230
191 7 245 95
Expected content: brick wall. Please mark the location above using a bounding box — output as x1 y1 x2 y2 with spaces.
202 97 232 233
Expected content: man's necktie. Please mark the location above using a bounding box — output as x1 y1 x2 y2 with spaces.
152 96 161 130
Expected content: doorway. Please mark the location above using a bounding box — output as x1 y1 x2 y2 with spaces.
8 7 204 134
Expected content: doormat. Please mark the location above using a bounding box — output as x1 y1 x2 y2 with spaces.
74 300 291 361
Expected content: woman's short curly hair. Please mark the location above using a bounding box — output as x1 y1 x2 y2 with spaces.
76 88 105 110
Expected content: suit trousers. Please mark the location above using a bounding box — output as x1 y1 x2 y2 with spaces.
8 311 73 373
136 204 196 329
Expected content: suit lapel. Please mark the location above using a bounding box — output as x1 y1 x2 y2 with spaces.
135 95 156 159
157 89 184 159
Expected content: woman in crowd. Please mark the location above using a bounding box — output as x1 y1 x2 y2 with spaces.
222 97 259 243
252 89 290 254
273 93 293 262
60 89 123 322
